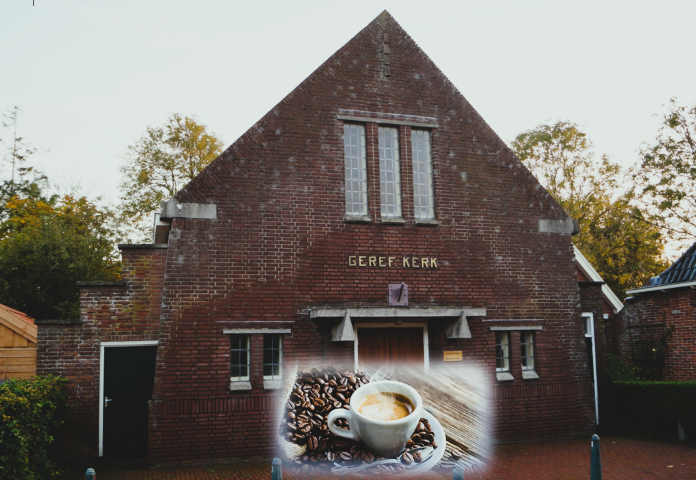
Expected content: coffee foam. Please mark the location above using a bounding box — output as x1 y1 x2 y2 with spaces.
358 392 414 421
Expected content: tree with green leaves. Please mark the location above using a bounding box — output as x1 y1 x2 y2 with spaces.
0 194 121 319
634 98 696 247
119 113 223 238
511 121 668 297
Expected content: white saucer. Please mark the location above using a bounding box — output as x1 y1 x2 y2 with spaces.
405 409 446 475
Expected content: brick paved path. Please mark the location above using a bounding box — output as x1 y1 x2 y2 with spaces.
56 436 696 480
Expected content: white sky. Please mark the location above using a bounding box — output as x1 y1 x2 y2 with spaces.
2 0 695 211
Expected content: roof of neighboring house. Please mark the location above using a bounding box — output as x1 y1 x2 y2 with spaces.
0 303 37 345
649 241 696 287
573 245 624 314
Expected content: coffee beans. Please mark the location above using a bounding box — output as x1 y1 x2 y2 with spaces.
283 368 436 473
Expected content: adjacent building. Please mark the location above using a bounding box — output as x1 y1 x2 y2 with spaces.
616 241 696 381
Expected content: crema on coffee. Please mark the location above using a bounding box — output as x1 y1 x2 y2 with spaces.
357 392 414 421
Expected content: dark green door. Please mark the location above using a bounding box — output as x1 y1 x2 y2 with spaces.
103 346 157 460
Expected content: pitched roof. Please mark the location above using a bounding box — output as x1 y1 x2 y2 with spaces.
573 246 624 313
173 11 568 222
649 241 696 287
0 303 37 345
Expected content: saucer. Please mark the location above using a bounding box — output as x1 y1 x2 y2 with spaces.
405 409 446 475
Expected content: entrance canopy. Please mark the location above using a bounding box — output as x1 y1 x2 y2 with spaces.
309 307 486 341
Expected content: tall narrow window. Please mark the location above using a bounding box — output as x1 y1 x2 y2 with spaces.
263 334 283 380
495 332 510 372
230 335 250 382
521 332 535 371
344 124 368 217
378 126 402 219
411 130 434 220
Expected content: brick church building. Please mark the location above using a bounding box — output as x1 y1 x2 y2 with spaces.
38 11 597 465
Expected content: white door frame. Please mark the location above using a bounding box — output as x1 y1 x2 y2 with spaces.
582 313 599 425
353 322 429 373
99 341 158 457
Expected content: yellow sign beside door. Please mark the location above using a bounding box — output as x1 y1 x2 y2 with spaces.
443 351 463 362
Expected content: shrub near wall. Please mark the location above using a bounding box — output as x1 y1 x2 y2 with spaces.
0 376 68 480
613 381 696 438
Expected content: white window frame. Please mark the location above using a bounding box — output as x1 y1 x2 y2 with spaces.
520 331 539 380
378 126 403 220
495 331 512 382
263 334 283 389
353 322 429 373
230 334 251 390
344 123 369 219
98 340 158 457
411 129 435 221
582 312 599 425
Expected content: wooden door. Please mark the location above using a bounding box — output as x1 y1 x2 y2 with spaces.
103 346 157 460
357 327 424 370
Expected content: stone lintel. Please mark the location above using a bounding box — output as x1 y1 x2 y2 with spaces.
160 197 217 221
310 307 486 319
538 217 579 235
222 328 292 335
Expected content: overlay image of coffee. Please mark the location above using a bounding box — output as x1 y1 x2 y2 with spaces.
278 367 437 475
276 364 491 476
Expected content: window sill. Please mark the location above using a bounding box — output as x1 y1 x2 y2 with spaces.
522 370 539 380
230 381 252 391
381 217 406 224
264 379 283 390
345 215 372 223
415 219 439 226
496 372 514 382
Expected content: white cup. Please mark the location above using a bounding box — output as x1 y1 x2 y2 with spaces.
327 380 423 458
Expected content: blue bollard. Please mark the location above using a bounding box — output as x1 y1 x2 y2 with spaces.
272 457 282 480
591 434 602 480
452 465 464 480
85 468 96 480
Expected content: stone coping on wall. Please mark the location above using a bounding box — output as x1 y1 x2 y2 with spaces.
118 243 169 249
34 318 82 325
76 281 127 287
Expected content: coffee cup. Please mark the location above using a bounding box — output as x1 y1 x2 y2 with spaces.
327 380 423 458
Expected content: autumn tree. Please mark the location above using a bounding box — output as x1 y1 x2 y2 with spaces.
511 121 668 297
119 113 223 238
634 98 696 247
0 194 121 320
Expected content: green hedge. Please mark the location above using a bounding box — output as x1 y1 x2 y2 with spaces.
613 380 696 437
0 376 68 480
606 354 637 383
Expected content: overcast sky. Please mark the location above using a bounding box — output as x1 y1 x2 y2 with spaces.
2 0 695 209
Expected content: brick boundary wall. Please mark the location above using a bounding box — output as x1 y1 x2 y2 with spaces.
36 245 167 460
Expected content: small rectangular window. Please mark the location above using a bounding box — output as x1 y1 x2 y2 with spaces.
378 126 402 219
230 335 250 381
411 130 434 220
344 124 368 217
263 334 283 380
521 332 535 371
495 332 510 372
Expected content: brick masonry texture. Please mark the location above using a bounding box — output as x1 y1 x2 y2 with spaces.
615 287 696 380
39 11 596 464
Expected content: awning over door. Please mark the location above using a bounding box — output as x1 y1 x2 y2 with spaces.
309 307 486 341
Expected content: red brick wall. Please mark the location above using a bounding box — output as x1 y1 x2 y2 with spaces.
36 245 167 460
616 288 696 380
145 13 594 465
